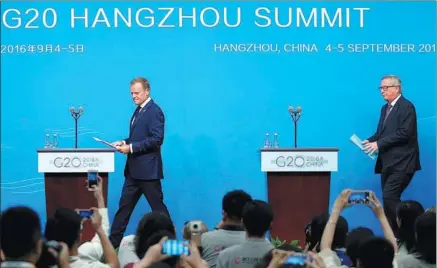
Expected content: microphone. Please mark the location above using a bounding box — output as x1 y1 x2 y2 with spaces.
69 106 84 149
288 105 303 148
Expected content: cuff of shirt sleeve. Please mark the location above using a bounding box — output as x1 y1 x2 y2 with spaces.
130 144 133 154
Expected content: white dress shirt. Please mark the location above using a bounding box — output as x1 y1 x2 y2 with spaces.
390 94 402 107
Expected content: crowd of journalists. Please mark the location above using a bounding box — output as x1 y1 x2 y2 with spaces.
0 176 435 268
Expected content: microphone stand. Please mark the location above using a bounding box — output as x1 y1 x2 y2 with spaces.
70 107 83 149
289 108 302 148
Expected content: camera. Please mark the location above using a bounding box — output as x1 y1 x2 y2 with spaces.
189 221 202 234
36 240 62 267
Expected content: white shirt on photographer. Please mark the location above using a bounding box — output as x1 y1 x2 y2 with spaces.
118 235 139 268
70 208 111 267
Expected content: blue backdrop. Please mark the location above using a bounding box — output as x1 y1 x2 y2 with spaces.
1 1 436 239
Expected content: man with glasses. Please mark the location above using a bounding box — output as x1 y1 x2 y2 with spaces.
362 75 421 235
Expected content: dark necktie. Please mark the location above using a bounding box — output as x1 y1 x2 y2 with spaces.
131 106 142 125
383 104 393 125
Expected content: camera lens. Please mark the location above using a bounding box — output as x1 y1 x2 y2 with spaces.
193 224 198 229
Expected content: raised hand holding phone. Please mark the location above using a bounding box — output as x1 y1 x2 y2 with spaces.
348 190 371 205
76 209 93 219
87 170 98 191
367 191 384 217
161 240 190 256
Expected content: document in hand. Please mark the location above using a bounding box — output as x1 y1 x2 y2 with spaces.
350 134 377 160
93 137 116 148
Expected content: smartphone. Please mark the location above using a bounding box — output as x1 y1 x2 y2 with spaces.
87 170 98 191
161 240 190 256
284 253 308 267
77 209 93 219
348 191 370 204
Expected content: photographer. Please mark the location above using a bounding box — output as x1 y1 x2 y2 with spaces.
0 206 70 268
46 176 119 268
78 176 112 262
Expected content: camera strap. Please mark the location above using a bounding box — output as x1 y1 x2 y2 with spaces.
68 255 80 262
1 261 35 268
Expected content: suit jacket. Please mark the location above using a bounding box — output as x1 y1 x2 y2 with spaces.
367 96 421 174
124 99 164 180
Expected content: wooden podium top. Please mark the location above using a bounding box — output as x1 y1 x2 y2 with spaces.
37 148 116 153
260 148 339 152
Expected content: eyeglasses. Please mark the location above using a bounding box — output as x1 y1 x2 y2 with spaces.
378 85 399 91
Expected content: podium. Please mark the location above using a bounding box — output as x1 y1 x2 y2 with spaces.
260 148 339 246
37 148 115 242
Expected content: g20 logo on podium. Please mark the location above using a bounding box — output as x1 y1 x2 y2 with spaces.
275 155 305 168
38 152 115 173
273 155 329 169
50 156 102 169
52 156 82 168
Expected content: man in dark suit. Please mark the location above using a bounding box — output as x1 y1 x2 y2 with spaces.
363 75 421 234
109 77 171 248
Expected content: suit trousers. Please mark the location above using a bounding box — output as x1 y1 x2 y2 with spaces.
109 176 171 248
381 172 414 235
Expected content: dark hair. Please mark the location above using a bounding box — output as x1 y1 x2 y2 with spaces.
46 208 82 248
242 200 273 237
414 212 436 264
222 190 252 221
346 227 374 267
0 206 41 259
134 212 175 258
358 237 394 268
306 212 329 251
36 219 59 267
333 216 349 249
136 229 178 268
396 200 424 253
308 212 348 251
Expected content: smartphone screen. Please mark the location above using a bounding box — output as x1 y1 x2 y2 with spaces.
161 240 190 256
77 210 93 219
88 171 98 190
348 191 370 204
284 253 307 266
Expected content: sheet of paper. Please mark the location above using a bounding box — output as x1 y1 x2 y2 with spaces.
350 134 377 160
93 137 116 148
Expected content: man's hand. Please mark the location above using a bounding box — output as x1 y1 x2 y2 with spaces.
47 242 70 268
363 141 378 155
134 236 170 268
116 144 130 154
306 252 326 268
181 242 209 268
90 207 103 232
111 140 124 147
89 176 105 208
